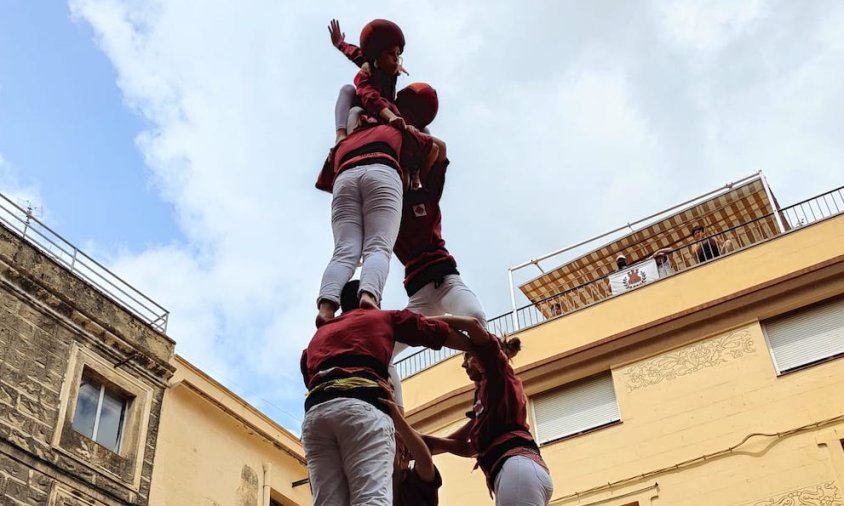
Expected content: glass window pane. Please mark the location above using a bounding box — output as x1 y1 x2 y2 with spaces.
96 389 126 452
72 382 100 439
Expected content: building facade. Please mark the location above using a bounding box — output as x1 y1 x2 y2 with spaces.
0 219 175 504
0 199 311 505
398 182 844 505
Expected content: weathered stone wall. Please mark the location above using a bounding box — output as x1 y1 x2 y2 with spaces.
0 223 175 505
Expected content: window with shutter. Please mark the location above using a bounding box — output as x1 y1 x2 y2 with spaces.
531 372 620 445
763 296 844 374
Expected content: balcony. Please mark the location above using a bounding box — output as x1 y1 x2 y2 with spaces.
395 180 844 379
0 193 169 332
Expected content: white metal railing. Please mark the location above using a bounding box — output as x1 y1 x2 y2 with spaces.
394 184 844 379
0 193 169 332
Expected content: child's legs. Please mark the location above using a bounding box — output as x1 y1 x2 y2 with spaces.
347 106 364 133
438 274 487 326
335 84 356 131
358 164 402 305
318 168 365 306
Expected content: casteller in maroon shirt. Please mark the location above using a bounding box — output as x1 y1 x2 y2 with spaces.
393 158 458 296
469 337 547 494
300 308 450 393
315 124 433 194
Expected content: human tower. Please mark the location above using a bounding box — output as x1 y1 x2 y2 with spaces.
300 19 554 506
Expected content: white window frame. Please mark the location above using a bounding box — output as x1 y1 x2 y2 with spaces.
72 376 130 453
53 344 154 491
530 371 621 445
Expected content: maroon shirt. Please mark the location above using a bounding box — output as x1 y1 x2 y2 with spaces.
315 124 433 193
300 309 450 390
469 337 545 492
337 40 400 118
395 467 442 506
337 41 366 67
393 159 458 295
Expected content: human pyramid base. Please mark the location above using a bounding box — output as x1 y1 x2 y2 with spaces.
301 19 554 506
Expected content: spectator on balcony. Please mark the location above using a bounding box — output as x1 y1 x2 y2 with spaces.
690 225 734 264
651 247 675 277
300 281 474 506
615 254 629 271
549 302 563 317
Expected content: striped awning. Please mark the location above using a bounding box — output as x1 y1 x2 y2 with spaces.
519 179 781 309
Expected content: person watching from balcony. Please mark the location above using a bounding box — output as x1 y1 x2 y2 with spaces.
549 302 563 317
386 82 487 409
690 224 734 264
300 280 476 506
651 247 675 277
422 319 554 505
615 254 629 271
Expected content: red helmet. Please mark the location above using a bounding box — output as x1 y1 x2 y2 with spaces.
396 83 438 129
360 19 405 61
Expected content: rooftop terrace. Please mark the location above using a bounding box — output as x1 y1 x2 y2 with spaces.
395 174 844 379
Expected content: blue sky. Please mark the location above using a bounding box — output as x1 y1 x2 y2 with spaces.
0 1 178 249
2 0 843 433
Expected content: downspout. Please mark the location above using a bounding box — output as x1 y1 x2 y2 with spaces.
263 462 272 506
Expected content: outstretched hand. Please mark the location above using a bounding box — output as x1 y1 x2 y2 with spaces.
328 19 345 48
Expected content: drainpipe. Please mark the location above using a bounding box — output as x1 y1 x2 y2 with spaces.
263 462 272 506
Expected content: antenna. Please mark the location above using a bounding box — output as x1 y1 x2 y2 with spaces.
18 199 43 238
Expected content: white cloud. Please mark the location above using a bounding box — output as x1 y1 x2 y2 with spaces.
67 0 844 431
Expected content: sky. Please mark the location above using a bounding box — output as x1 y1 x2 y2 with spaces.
1 0 843 431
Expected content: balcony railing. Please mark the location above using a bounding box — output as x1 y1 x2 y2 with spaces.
394 185 844 379
0 193 170 333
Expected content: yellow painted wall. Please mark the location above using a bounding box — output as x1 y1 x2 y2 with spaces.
403 215 844 505
149 358 311 506
403 214 844 413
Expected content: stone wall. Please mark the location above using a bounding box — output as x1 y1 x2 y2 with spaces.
0 224 175 505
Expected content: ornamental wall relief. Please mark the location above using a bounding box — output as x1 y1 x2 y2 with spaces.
736 482 842 506
621 328 756 392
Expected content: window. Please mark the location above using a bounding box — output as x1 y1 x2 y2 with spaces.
72 372 130 453
763 297 844 374
531 372 620 445
54 344 154 491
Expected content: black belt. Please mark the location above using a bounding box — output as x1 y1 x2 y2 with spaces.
405 261 459 296
315 354 389 380
304 385 388 415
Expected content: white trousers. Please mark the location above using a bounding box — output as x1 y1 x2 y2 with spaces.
302 398 396 506
494 456 554 506
318 164 403 307
389 274 486 407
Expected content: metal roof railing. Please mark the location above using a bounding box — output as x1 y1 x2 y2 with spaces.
0 193 170 333
394 185 844 380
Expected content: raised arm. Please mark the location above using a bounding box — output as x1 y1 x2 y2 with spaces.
329 19 366 67
422 420 475 457
429 315 490 348
379 393 436 482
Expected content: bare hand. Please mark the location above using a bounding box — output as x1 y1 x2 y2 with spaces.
360 62 371 77
328 19 345 48
389 115 406 130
